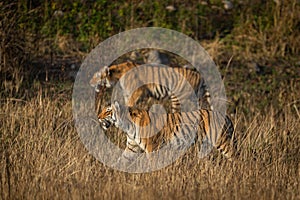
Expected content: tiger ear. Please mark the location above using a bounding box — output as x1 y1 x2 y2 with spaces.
106 106 112 112
129 108 140 118
101 66 110 75
128 107 133 116
105 66 110 75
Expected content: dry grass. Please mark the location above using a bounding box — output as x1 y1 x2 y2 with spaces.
1 63 299 199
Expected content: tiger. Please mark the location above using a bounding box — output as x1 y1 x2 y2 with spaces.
89 61 212 112
98 101 237 162
89 61 138 92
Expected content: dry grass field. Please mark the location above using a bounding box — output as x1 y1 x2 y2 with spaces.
1 1 300 199
1 55 299 199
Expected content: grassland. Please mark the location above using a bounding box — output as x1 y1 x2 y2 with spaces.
1 0 300 199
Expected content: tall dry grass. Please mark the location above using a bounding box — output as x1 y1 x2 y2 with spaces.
1 69 299 199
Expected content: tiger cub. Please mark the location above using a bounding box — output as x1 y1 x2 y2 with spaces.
98 101 237 161
90 61 212 112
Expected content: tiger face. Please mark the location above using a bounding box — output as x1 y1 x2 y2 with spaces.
98 102 150 131
89 61 138 92
98 106 115 130
89 66 111 92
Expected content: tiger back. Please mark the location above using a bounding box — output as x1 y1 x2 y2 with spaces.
116 64 211 111
90 61 212 111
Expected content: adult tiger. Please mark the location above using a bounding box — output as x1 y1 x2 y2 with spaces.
89 61 212 112
98 101 237 162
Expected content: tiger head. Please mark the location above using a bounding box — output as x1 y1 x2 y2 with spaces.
89 61 137 92
97 102 132 130
89 66 112 92
98 101 150 131
98 105 115 130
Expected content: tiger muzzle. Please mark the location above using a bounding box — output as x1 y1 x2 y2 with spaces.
99 119 112 130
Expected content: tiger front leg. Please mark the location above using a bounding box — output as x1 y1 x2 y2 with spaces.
170 94 181 113
113 138 142 168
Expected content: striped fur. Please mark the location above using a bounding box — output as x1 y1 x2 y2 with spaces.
90 61 212 112
98 101 236 160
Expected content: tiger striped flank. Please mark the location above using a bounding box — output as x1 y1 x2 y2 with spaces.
98 101 237 161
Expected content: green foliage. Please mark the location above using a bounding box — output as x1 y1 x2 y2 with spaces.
1 0 299 58
0 1 232 51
